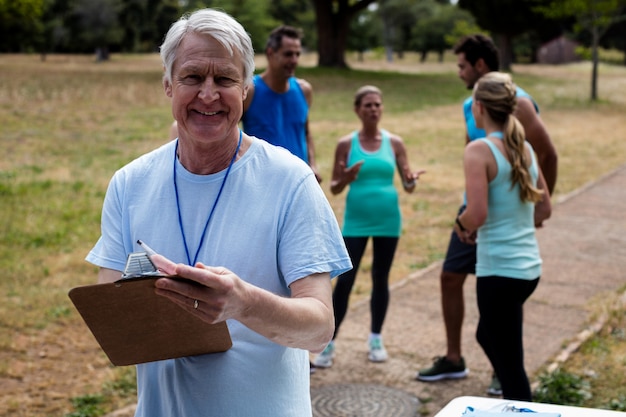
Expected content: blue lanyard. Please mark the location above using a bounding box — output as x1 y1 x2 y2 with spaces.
173 130 242 266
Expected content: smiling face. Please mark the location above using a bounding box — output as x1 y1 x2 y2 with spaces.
267 36 301 80
165 33 248 147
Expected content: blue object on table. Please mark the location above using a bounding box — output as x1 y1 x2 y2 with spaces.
462 406 561 416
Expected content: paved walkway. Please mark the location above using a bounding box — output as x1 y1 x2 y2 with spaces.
310 163 626 416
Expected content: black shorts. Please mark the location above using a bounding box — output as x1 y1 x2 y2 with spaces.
442 206 477 274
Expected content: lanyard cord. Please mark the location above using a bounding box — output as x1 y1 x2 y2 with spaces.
173 129 243 265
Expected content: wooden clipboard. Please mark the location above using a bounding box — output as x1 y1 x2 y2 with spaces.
68 276 232 366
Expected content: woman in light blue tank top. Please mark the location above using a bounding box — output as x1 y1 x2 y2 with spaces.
455 72 552 401
312 85 425 368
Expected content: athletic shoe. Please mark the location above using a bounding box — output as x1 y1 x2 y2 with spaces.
368 337 388 362
312 341 335 368
487 373 503 396
416 356 469 381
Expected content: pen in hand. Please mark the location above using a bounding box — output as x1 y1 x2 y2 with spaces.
137 239 157 257
137 240 178 276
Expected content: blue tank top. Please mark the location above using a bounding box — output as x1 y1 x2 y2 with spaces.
241 75 309 162
476 138 542 280
342 130 401 237
464 86 539 141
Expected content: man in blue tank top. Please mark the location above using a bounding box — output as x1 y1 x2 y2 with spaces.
241 25 321 183
416 34 558 395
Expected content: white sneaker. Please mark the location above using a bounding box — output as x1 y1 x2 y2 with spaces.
368 337 388 362
313 341 335 368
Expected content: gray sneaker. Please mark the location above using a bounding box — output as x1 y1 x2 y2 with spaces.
312 341 335 368
416 356 469 381
487 373 503 396
368 337 388 362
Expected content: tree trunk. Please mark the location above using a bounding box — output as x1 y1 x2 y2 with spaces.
383 15 394 63
493 33 514 71
313 1 349 68
312 0 376 68
591 25 599 101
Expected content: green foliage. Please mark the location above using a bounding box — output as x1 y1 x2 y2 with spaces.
533 0 625 34
207 0 280 52
268 0 317 50
533 368 592 406
103 367 137 398
0 0 47 51
348 7 383 52
608 395 626 411
459 0 549 37
411 2 476 57
65 394 105 417
444 13 482 48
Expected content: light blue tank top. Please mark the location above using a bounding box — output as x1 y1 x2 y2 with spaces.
241 75 309 162
476 138 542 279
464 86 539 141
342 130 401 237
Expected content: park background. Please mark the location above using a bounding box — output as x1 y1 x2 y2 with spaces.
2 0 626 416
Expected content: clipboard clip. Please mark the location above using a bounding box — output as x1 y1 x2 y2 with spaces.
120 251 164 280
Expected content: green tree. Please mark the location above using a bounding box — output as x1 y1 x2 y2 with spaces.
119 0 180 52
268 0 317 51
534 0 626 100
600 9 626 65
72 0 124 60
0 0 47 52
378 0 423 61
38 0 71 56
458 0 556 70
411 1 476 62
180 0 278 53
347 7 382 60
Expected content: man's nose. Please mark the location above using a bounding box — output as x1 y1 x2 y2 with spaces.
198 78 219 101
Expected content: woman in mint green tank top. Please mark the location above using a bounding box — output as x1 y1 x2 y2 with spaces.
313 85 425 368
455 72 552 401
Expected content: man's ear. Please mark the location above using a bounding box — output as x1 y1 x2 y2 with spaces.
475 58 489 74
164 78 173 98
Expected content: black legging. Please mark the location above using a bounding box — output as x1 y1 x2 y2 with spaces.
332 236 399 338
476 275 539 401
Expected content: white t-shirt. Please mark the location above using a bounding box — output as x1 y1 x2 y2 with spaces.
86 137 351 417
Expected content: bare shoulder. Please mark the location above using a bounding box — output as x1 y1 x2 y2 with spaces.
296 77 312 93
387 131 404 144
387 131 407 152
337 133 353 147
465 138 491 156
515 96 538 118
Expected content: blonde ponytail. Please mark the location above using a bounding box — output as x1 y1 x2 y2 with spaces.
474 72 544 203
503 115 543 203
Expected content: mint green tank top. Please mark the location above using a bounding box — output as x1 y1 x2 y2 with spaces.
476 138 542 280
342 130 401 237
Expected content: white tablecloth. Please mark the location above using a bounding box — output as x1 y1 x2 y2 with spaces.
435 396 626 416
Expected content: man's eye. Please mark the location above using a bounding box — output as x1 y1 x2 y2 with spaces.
217 76 236 85
180 75 202 84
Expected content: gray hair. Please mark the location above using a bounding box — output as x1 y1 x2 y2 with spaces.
160 8 255 86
